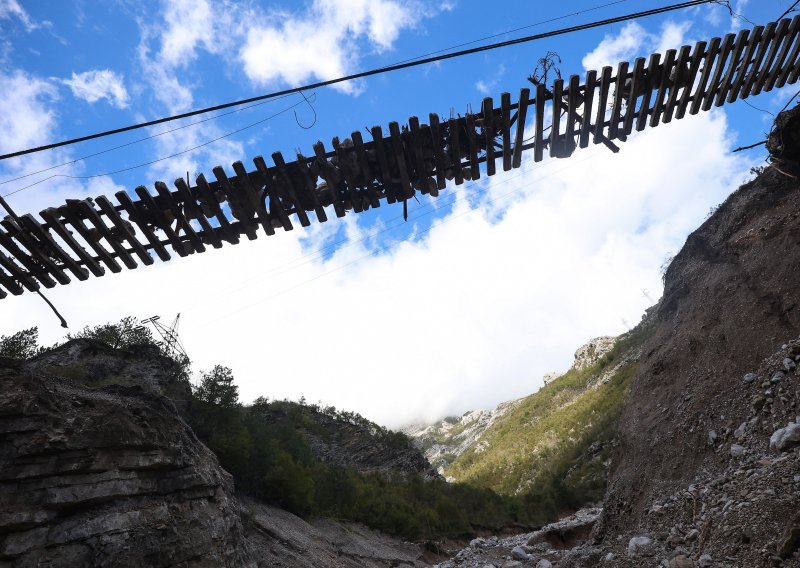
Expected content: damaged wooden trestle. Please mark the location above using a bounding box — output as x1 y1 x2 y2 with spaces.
1 16 800 299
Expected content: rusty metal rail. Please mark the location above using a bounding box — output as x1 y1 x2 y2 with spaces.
0 16 798 299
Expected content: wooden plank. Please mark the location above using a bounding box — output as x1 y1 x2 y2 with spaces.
776 17 800 87
727 26 763 103
752 18 791 96
0 249 35 292
690 36 721 114
268 152 312 226
650 49 677 127
223 164 272 237
351 131 381 207
622 58 646 134
742 22 777 96
40 207 108 273
637 54 662 129
464 114 480 180
313 141 346 217
155 181 204 254
332 138 364 212
764 16 800 91
408 116 429 190
0 262 22 295
702 33 735 111
714 29 750 107
213 166 259 240
95 195 155 263
534 84 546 161
595 66 614 138
499 94 512 171
429 113 448 187
196 173 239 244
608 62 629 139
135 185 190 255
550 78 564 157
664 45 692 122
244 158 289 231
579 70 597 148
448 117 464 185
481 98 496 176
0 217 69 285
250 157 289 231
19 213 90 279
295 152 329 221
370 126 397 202
59 201 122 272
77 200 138 269
419 125 438 197
332 137 363 212
0 228 53 288
564 75 580 155
173 177 221 249
512 88 530 167
114 192 170 261
389 121 415 195
675 41 707 120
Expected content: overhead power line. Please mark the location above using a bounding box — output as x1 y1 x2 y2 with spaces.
0 0 713 163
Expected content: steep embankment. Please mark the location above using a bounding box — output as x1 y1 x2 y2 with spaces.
0 340 428 567
587 113 800 565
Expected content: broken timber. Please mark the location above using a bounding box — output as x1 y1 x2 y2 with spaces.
0 16 799 300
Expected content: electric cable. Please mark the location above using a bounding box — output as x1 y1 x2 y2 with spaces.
0 92 298 189
1 94 314 198
0 0 714 162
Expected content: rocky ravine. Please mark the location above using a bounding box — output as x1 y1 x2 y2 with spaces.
0 339 428 567
405 336 616 478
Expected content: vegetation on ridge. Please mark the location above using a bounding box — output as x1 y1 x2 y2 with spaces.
444 327 649 506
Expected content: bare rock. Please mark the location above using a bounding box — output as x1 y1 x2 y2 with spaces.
769 422 800 452
627 535 654 556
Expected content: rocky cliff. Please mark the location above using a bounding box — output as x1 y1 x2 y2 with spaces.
0 339 251 567
0 339 428 567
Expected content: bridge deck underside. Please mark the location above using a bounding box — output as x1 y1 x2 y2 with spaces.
1 16 799 299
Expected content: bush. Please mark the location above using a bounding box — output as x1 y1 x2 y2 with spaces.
0 327 41 359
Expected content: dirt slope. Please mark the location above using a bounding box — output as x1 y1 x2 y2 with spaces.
596 140 800 564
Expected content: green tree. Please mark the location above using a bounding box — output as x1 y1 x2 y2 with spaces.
0 327 40 359
67 316 155 349
194 365 239 408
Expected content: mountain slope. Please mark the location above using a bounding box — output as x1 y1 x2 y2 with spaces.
444 333 643 502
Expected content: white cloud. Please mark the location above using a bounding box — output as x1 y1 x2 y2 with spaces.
583 20 691 71
0 0 37 31
63 69 130 109
239 0 420 93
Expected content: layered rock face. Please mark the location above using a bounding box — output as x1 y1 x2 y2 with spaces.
0 340 252 567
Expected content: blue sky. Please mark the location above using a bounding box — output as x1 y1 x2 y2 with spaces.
0 0 796 427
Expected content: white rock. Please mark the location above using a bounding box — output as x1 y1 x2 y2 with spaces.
734 422 748 441
743 372 757 383
769 422 800 452
470 537 486 548
730 444 746 458
511 546 530 561
783 358 797 372
535 560 552 568
628 535 653 555
698 552 713 566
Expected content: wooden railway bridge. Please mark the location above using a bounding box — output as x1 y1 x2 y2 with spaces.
0 16 799 301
